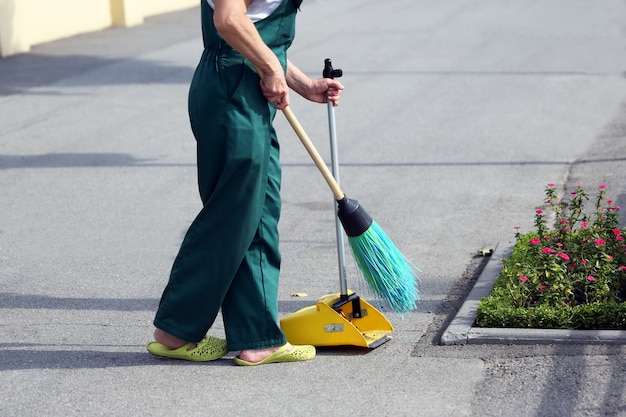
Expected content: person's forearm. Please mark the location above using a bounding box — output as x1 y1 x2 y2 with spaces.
213 0 283 77
286 60 312 96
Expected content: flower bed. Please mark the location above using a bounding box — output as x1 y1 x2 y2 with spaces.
476 184 626 329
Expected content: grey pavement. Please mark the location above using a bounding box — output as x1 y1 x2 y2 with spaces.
1 0 626 416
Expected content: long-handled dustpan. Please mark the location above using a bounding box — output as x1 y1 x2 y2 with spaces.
280 59 393 348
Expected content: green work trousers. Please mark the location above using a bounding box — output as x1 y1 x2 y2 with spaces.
153 49 287 351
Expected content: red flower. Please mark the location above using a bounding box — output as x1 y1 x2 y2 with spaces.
536 209 543 215
556 252 570 261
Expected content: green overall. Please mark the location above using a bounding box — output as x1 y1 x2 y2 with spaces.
154 0 301 351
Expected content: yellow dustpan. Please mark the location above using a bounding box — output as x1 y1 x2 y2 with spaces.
280 291 393 348
280 59 393 348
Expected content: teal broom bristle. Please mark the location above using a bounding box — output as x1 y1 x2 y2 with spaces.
347 221 420 315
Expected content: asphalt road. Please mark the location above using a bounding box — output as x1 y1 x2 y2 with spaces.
1 1 626 416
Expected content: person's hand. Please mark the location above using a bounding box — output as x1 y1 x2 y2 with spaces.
306 78 345 107
260 70 290 110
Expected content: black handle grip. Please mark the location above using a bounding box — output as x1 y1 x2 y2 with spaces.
323 58 343 79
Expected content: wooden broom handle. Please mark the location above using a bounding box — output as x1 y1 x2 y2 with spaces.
282 106 345 200
253 67 344 199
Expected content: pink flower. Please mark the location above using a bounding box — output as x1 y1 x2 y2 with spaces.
607 200 613 205
587 276 596 281
599 184 607 189
559 219 568 224
594 239 606 246
544 235 551 240
556 252 570 261
613 229 622 236
556 243 563 247
547 183 555 187
539 285 548 291
529 238 541 245
519 276 528 282
536 209 543 215
542 248 556 254
514 226 521 230
581 222 589 229
580 259 587 265
617 236 624 242
619 266 626 271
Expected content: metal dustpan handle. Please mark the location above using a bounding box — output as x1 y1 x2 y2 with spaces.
322 59 349 296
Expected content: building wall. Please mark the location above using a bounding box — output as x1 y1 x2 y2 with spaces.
0 0 199 57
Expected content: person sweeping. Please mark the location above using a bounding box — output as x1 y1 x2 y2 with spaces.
146 0 344 365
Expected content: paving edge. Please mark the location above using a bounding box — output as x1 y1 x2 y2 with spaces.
440 243 626 345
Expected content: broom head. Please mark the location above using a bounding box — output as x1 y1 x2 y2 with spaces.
337 197 420 314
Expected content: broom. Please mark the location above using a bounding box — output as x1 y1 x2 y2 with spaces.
281 105 420 314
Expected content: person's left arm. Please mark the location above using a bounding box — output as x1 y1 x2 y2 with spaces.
286 60 344 107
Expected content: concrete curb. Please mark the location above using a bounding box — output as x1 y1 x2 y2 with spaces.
440 243 626 345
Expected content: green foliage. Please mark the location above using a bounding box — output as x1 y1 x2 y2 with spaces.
476 184 626 329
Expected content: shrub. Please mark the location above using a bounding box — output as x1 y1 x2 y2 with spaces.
476 184 626 329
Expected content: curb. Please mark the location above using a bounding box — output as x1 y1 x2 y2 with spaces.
440 243 626 345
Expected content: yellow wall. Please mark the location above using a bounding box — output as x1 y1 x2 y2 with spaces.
0 0 199 57
0 0 26 57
